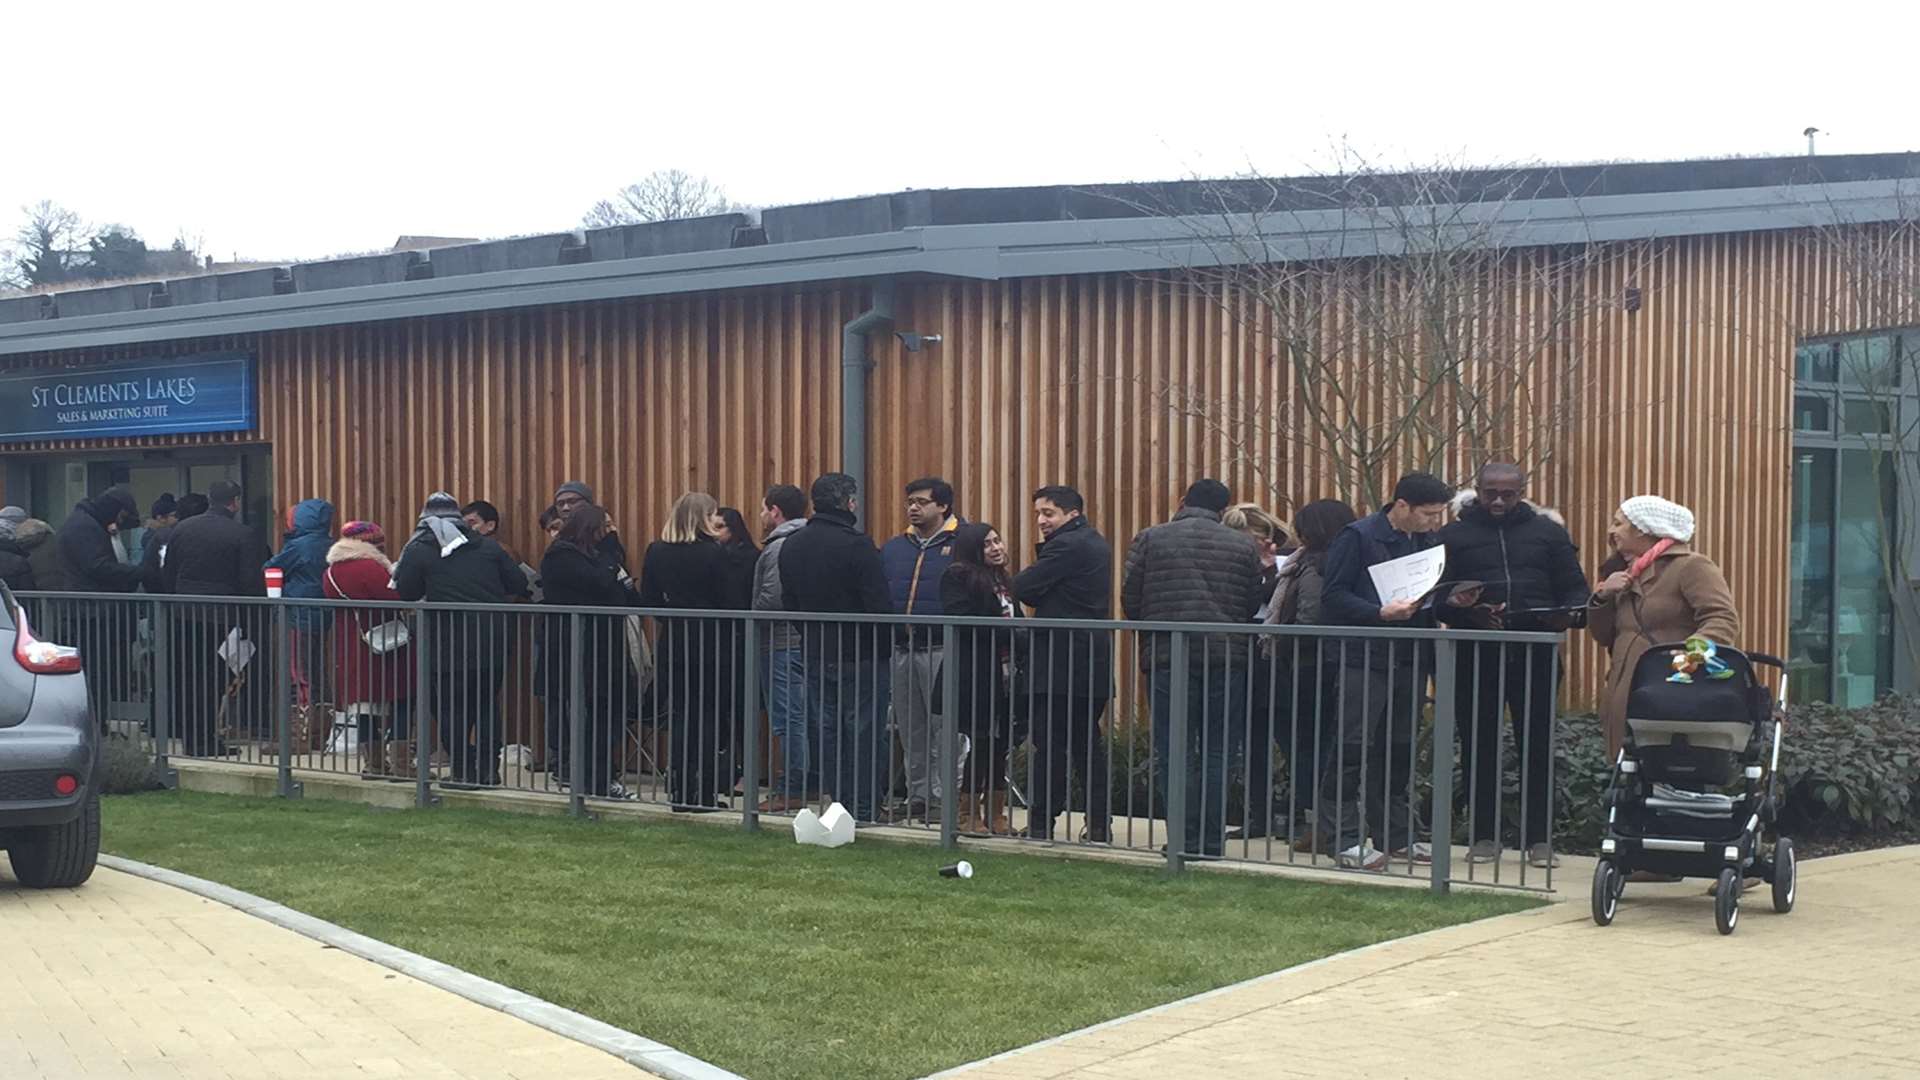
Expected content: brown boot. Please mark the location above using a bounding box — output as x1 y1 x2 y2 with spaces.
958 794 987 836
387 741 415 782
360 728 385 778
987 791 1011 835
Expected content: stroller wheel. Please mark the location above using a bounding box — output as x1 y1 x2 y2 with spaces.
1591 860 1621 926
1772 837 1797 914
1714 869 1741 935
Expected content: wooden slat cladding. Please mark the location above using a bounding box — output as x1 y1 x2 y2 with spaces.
1 225 1905 704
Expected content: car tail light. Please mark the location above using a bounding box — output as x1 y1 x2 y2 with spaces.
54 774 79 796
14 608 83 675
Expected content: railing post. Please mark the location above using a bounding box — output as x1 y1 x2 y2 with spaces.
1429 636 1457 896
1166 631 1190 875
939 620 960 850
415 605 435 808
741 616 761 831
568 612 587 818
149 598 177 788
274 601 301 799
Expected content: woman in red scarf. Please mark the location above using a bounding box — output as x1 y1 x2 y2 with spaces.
1589 496 1741 757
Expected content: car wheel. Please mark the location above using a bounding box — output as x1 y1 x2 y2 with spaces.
7 792 101 889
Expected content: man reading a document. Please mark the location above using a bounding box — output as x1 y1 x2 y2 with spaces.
1314 472 1454 871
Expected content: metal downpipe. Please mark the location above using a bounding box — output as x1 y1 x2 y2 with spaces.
840 278 894 529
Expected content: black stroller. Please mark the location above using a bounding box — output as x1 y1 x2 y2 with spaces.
1591 642 1797 935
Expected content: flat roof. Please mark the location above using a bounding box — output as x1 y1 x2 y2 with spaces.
2 152 1915 358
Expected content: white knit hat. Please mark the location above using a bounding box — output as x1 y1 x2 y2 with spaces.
1620 496 1695 543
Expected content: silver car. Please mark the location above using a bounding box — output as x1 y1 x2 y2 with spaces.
0 582 100 888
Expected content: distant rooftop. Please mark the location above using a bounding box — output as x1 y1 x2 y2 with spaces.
2 151 1916 353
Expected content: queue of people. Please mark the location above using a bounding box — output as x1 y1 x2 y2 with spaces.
22 460 1742 869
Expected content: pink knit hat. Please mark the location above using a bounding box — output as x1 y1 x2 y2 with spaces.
341 520 386 545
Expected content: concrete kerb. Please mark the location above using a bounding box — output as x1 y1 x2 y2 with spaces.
97 854 745 1080
919 898 1592 1079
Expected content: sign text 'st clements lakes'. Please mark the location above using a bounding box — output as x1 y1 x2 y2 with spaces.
0 352 258 443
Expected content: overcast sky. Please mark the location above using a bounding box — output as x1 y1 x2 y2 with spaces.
7 1 1915 263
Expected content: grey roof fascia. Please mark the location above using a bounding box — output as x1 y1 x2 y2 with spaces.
0 230 1001 358
937 178 1917 279
2 177 1910 359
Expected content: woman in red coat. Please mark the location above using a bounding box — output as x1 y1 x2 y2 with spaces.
322 521 415 778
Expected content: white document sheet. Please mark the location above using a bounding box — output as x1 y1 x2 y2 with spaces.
1367 549 1446 606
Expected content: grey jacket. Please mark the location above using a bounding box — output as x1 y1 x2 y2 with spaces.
752 518 808 650
1121 506 1265 668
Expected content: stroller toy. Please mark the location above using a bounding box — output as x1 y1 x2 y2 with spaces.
1668 636 1734 684
1592 642 1797 936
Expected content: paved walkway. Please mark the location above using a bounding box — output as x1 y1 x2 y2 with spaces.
946 846 1920 1080
0 865 658 1080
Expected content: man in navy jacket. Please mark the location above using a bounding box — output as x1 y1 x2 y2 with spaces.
879 477 963 820
1316 472 1452 872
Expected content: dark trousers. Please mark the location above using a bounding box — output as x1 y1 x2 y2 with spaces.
1317 662 1423 854
960 698 1012 799
167 612 267 754
550 688 626 796
810 658 889 821
168 619 228 757
1455 641 1558 848
666 667 733 807
1230 656 1326 829
433 665 504 785
1026 693 1112 842
1151 666 1246 857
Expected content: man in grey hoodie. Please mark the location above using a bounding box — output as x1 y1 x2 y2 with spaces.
752 484 810 811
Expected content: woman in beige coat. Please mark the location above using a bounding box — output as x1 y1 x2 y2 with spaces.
1588 496 1741 757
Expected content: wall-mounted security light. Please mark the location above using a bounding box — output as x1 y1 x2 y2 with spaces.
895 331 943 353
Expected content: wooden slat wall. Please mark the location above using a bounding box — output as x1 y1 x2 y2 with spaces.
3 225 1903 705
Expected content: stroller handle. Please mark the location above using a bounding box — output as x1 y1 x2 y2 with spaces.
1746 652 1787 670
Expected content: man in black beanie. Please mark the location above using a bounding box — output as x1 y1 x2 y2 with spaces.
1121 478 1266 860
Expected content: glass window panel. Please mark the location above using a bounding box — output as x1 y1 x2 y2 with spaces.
1788 448 1834 705
1843 397 1894 435
1833 448 1896 706
1838 335 1898 390
1794 394 1833 432
1795 342 1837 383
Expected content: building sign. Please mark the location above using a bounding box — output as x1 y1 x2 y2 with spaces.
0 351 258 443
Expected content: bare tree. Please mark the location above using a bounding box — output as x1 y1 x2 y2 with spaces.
583 169 743 228
5 200 89 289
1104 151 1651 510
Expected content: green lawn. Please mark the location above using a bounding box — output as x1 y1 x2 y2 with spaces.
102 791 1537 1080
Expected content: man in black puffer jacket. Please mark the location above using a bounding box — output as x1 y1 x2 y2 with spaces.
1437 462 1590 870
1122 478 1265 859
781 473 892 821
161 481 272 753
49 486 144 716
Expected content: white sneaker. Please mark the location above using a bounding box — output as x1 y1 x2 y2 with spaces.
606 782 639 802
1392 842 1434 865
1338 844 1390 871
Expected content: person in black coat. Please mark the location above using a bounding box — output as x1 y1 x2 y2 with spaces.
540 505 640 798
1437 463 1591 868
0 510 48 592
51 486 142 595
1010 485 1114 844
392 491 531 787
778 473 892 821
140 492 209 593
939 523 1017 835
639 492 751 810
159 481 272 754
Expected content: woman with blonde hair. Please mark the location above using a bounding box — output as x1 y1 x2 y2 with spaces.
1221 501 1288 840
639 492 753 810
